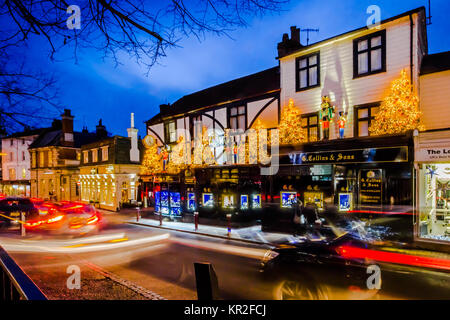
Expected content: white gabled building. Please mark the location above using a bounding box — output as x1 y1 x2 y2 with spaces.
277 7 427 140
0 128 45 196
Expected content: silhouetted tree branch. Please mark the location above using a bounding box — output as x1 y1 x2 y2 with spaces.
0 0 288 133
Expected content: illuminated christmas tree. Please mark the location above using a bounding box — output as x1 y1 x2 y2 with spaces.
369 69 425 135
279 98 306 144
166 136 187 174
141 143 162 175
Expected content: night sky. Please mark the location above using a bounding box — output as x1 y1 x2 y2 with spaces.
15 0 450 137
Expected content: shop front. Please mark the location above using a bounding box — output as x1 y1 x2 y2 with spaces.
79 164 140 211
195 166 264 221
415 130 450 249
0 181 30 197
262 134 414 236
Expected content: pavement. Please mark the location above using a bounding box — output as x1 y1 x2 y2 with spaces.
97 207 296 246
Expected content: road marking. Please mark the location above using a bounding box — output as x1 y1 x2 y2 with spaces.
82 260 166 300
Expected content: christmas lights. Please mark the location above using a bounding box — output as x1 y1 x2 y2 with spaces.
370 69 425 135
279 98 306 144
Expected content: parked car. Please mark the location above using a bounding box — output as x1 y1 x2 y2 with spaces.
260 231 450 300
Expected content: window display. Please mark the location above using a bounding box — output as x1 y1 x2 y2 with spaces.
419 163 450 242
281 191 297 208
252 194 262 209
170 192 181 216
187 192 196 211
223 194 235 209
338 193 352 211
241 195 248 210
202 193 214 207
304 191 323 210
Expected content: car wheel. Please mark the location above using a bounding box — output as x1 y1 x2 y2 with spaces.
274 278 330 300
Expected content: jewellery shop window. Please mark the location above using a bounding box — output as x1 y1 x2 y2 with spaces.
418 164 450 242
335 166 356 211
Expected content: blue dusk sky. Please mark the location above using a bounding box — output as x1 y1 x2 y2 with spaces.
16 0 450 137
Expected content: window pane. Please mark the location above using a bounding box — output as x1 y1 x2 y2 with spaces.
238 106 245 114
231 107 237 116
299 58 307 68
358 108 369 118
358 52 368 74
358 39 368 51
309 116 317 125
309 66 318 86
230 117 237 129
308 55 317 65
371 48 382 71
371 107 380 116
358 121 369 137
300 70 307 88
301 118 307 127
169 121 175 131
309 127 318 142
238 115 246 130
371 36 382 47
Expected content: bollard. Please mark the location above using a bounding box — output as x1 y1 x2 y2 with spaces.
159 211 162 226
20 212 26 237
136 207 140 222
226 213 232 237
194 211 199 231
194 262 220 300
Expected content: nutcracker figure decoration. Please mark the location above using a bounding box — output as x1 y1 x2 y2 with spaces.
161 147 169 172
337 111 348 139
319 96 335 140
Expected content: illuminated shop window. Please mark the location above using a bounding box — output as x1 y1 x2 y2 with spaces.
252 194 262 209
241 195 248 210
419 164 450 242
223 194 235 209
202 193 214 208
281 191 297 208
187 192 196 211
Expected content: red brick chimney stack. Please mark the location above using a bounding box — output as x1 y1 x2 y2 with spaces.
61 109 74 147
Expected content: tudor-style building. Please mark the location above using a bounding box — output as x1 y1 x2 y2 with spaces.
143 7 449 244
144 67 280 217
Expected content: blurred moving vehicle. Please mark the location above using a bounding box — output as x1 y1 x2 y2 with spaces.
0 197 41 228
0 197 102 235
260 229 450 300
26 200 103 235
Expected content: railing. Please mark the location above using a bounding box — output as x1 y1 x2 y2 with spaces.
0 246 47 300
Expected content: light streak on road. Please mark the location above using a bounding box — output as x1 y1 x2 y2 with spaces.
171 236 270 260
0 233 170 253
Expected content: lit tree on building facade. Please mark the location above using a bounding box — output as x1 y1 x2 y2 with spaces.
370 69 425 135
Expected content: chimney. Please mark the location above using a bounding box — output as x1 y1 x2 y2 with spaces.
127 113 140 163
159 103 170 114
290 26 300 43
277 26 303 59
96 119 107 138
61 109 74 147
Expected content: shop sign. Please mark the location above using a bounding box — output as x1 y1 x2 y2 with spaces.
288 147 408 165
416 147 450 162
359 169 382 206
